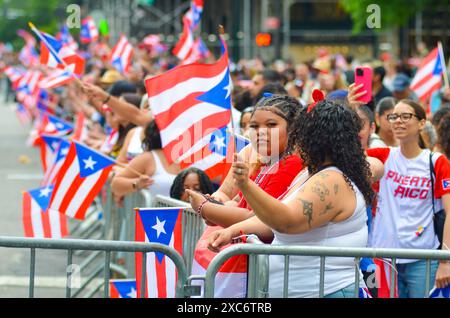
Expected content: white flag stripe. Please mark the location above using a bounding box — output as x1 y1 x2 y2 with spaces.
413 76 441 97
166 235 176 298
49 210 62 239
411 58 436 88
121 44 133 62
30 200 44 238
189 153 226 171
112 38 127 60
48 159 78 211
65 168 103 218
177 34 194 60
160 103 227 146
149 67 228 115
177 133 213 162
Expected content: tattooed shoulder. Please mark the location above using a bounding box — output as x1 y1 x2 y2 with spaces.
311 181 330 201
298 198 313 228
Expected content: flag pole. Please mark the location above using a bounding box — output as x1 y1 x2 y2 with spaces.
28 22 84 89
218 24 237 156
438 41 449 89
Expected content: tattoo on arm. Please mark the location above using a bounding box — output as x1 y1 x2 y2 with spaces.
334 184 339 195
319 203 333 216
311 181 330 201
299 199 313 228
317 172 330 180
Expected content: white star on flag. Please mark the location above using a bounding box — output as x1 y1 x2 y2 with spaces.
55 123 64 129
39 186 52 197
83 156 97 170
127 287 137 298
152 217 166 238
223 80 232 99
61 147 69 155
51 142 59 149
213 136 226 151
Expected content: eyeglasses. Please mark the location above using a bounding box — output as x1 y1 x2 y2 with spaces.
386 113 420 123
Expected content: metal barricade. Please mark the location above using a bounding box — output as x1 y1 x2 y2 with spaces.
204 243 450 298
0 236 188 298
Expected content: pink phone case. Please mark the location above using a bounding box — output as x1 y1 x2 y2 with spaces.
354 67 373 103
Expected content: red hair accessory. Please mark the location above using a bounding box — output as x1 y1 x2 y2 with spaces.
307 89 325 113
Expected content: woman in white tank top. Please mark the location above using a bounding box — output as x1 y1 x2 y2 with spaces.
111 120 180 199
206 100 384 297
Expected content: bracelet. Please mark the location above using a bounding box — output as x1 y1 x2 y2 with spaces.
102 94 111 104
197 199 209 218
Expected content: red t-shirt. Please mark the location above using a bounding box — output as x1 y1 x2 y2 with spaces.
237 154 303 210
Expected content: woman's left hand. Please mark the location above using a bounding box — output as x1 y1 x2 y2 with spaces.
232 153 250 189
435 262 450 289
185 189 207 211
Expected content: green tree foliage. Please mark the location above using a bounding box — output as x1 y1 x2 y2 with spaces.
0 0 62 48
340 0 450 33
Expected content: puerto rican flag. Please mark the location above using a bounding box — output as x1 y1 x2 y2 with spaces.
146 37 231 165
36 30 85 76
42 139 71 186
80 17 99 44
3 66 25 89
39 113 74 136
172 18 194 61
429 285 450 298
72 112 89 143
48 141 115 220
110 279 137 298
39 69 74 89
36 135 63 173
184 0 204 30
15 103 32 126
110 35 134 74
410 47 444 105
180 127 249 181
57 26 78 52
16 70 42 99
22 185 68 239
191 225 248 298
182 37 211 65
135 207 183 298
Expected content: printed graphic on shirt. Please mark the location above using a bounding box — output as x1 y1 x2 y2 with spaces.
385 170 431 199
443 178 450 190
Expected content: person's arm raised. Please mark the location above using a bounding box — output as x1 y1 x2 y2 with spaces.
82 82 152 127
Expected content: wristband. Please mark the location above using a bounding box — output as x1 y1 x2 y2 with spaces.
197 199 209 218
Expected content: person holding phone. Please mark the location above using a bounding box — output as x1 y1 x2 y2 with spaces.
372 66 393 108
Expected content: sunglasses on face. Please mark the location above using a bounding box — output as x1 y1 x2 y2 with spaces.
386 113 420 123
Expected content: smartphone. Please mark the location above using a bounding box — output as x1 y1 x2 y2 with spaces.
202 194 224 205
354 66 373 104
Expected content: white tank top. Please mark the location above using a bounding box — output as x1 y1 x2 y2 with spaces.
147 151 177 198
268 167 368 298
126 127 144 162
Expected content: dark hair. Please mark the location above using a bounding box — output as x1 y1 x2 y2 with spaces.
142 120 162 151
373 66 386 82
437 113 450 159
112 93 142 154
108 80 137 97
398 99 427 149
254 83 288 103
233 89 253 112
170 168 214 200
239 106 255 128
262 69 282 83
253 94 302 131
375 96 397 116
431 104 450 127
289 100 374 205
356 105 375 125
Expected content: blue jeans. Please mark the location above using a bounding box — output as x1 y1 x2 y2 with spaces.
324 284 359 298
397 260 439 298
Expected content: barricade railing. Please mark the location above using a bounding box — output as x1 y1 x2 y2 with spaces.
204 243 450 298
0 236 188 298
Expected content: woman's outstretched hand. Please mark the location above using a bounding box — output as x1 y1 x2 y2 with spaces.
232 153 250 189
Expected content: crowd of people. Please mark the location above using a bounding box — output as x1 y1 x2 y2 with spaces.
1 34 450 298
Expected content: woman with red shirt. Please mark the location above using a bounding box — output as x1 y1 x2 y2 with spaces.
187 94 304 229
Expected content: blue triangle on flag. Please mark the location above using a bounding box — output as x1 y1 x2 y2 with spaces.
209 127 229 156
112 58 123 73
75 142 115 178
28 185 54 212
235 134 250 152
42 33 63 53
196 68 232 110
433 52 443 75
55 139 71 162
138 208 181 263
112 280 136 298
41 135 62 152
47 114 74 133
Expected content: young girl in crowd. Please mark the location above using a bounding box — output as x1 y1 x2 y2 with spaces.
187 95 304 228
206 100 384 298
369 100 450 297
170 167 214 203
371 97 398 147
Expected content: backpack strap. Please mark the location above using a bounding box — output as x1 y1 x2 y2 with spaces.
429 152 436 214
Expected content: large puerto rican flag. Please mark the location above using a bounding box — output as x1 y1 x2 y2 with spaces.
47 141 115 220
22 185 68 239
135 207 183 298
146 38 231 165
